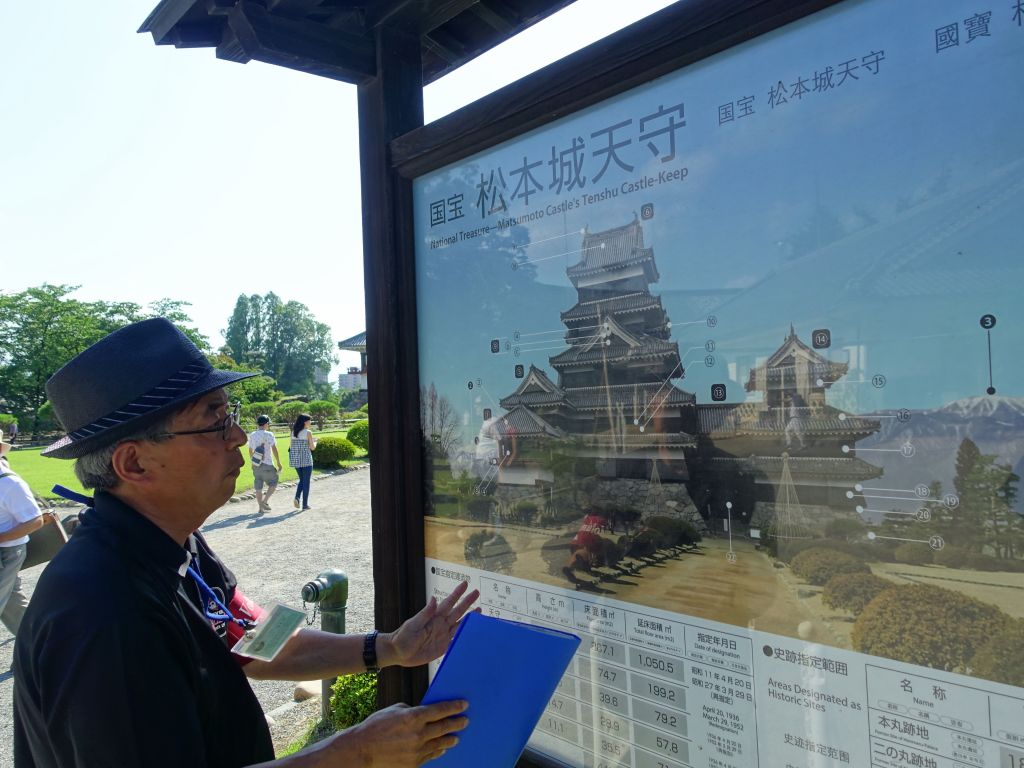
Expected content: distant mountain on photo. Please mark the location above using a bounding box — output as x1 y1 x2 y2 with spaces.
857 395 1024 514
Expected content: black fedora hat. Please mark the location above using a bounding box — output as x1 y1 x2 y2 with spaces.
42 318 256 460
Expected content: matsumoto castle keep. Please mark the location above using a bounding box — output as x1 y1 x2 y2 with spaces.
481 216 882 531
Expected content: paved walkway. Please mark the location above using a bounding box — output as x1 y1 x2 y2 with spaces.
0 468 375 765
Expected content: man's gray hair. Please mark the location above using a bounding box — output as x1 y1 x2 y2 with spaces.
74 415 175 490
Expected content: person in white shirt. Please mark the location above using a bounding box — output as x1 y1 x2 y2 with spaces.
247 415 282 513
0 432 44 635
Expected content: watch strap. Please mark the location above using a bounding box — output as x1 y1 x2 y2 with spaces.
363 629 379 672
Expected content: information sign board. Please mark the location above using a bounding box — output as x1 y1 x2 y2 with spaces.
414 1 1024 765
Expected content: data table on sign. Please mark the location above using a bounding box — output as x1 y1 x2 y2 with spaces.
478 575 758 768
866 665 1024 768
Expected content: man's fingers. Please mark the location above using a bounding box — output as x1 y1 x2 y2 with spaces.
416 699 469 722
419 734 460 764
423 715 469 741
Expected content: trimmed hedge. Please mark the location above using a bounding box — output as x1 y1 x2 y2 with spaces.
970 619 1024 687
852 584 1010 672
645 516 701 547
893 542 933 566
312 436 357 468
347 420 369 452
790 547 870 585
932 546 970 569
822 573 894 616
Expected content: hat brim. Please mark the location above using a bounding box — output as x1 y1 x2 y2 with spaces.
41 369 257 460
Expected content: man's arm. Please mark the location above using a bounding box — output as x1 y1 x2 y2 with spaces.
252 700 468 768
0 515 45 543
272 444 282 470
245 581 479 680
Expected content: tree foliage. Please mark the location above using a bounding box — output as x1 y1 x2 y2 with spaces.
223 293 335 395
307 400 339 430
0 285 207 431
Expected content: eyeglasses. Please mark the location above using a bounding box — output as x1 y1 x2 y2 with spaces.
158 402 241 442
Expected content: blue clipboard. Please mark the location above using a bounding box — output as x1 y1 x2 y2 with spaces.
421 611 581 768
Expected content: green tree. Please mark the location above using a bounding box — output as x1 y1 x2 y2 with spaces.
0 285 208 431
307 400 339 430
950 438 1022 558
223 293 335 394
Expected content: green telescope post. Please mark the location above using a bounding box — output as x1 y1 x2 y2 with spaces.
301 569 348 722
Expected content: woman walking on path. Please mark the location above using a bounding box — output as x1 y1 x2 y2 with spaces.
289 413 317 510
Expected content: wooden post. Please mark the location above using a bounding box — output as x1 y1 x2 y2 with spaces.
357 24 427 708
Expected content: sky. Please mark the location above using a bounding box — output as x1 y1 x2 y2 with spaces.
0 0 678 379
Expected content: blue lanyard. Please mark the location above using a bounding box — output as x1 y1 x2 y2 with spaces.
187 565 252 630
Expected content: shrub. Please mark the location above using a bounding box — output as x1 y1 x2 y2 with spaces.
824 518 865 542
625 529 665 558
893 543 933 566
790 548 870 585
464 530 516 573
466 496 494 523
852 584 1010 672
0 414 16 431
822 573 894 616
645 516 701 547
964 553 1002 571
347 420 370 452
970 619 1024 687
36 402 59 432
514 500 538 526
241 401 276 425
275 401 310 425
330 673 378 730
357 403 369 414
308 400 339 429
932 546 970 569
312 436 357 468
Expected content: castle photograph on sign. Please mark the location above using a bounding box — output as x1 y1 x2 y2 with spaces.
414 0 1024 691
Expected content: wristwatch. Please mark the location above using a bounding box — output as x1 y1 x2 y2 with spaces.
363 630 379 672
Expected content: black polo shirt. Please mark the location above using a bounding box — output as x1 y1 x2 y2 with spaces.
13 492 274 767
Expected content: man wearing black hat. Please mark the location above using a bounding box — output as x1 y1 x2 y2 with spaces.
13 318 477 767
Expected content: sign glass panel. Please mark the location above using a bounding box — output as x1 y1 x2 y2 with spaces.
414 1 1024 765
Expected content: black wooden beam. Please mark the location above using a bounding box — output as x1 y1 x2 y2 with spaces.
357 25 429 708
222 0 376 83
393 0 846 177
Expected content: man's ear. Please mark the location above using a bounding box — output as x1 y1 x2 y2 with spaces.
111 441 156 486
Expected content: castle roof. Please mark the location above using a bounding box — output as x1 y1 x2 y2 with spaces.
566 217 658 284
560 291 666 323
550 315 679 368
565 383 695 411
491 406 565 438
696 403 879 437
499 365 571 410
745 327 848 392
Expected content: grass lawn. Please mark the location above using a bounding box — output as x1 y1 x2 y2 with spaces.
5 430 366 500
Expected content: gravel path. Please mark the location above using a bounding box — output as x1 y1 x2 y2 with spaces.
0 468 375 765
